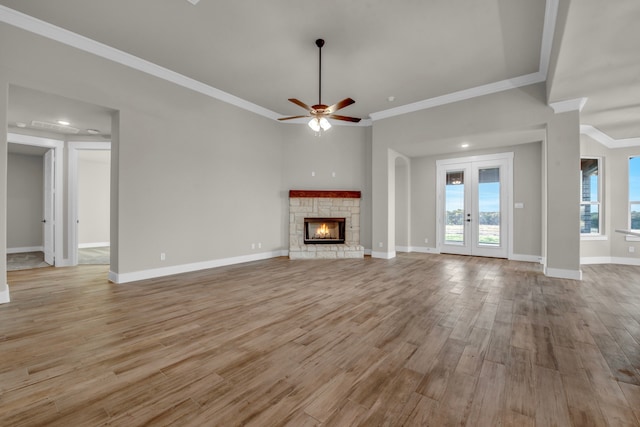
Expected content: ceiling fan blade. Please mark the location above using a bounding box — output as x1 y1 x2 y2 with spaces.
328 98 355 113
288 98 312 112
278 115 311 121
329 114 361 123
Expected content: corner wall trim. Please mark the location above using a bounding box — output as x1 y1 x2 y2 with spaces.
544 267 583 280
108 250 288 284
0 284 10 304
549 97 588 113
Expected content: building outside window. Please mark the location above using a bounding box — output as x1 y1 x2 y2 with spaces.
630 156 640 231
580 158 601 235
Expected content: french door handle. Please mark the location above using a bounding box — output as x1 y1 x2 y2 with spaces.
466 219 471 222
41 219 46 223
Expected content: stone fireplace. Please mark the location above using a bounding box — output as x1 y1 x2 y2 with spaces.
289 190 364 259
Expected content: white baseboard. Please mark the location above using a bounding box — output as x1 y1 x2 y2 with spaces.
0 284 10 304
7 246 44 254
544 266 583 280
109 250 288 284
371 250 396 259
79 242 110 249
509 253 543 263
408 246 440 254
581 256 640 266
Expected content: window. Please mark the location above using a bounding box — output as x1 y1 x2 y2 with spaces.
630 156 640 231
580 158 601 235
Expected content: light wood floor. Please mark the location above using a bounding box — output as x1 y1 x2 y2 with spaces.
1 254 640 426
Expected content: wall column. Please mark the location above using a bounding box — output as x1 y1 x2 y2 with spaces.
1 80 10 303
545 106 582 279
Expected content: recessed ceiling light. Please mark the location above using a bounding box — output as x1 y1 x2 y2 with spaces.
461 143 470 148
186 0 200 4
57 120 70 126
86 129 100 135
16 122 27 128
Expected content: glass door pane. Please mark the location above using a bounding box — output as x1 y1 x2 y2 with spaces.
445 170 465 245
477 167 500 247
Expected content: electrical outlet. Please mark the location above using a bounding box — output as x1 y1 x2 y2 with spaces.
160 253 166 261
258 242 262 249
424 238 428 244
251 243 255 249
379 242 383 248
630 246 636 253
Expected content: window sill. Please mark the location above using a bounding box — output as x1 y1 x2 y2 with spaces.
581 235 608 241
626 235 640 242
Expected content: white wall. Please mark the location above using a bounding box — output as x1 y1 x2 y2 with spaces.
7 152 43 250
78 150 110 246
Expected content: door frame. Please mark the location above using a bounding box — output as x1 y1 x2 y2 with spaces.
68 141 111 266
7 133 65 266
436 152 514 258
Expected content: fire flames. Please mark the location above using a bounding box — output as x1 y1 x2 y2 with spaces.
316 223 331 238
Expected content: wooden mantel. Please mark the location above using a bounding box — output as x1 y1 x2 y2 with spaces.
289 190 361 199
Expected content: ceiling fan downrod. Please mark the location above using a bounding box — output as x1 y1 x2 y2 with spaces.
316 38 324 106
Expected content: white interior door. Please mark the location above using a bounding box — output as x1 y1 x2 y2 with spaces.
438 155 511 258
43 149 55 265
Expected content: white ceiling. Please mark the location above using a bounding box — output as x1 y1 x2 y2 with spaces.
1 0 639 144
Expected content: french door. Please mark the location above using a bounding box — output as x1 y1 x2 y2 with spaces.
437 153 512 258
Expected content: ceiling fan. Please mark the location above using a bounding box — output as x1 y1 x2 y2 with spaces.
278 39 361 132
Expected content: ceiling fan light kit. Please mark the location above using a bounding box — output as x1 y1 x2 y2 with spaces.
279 38 361 134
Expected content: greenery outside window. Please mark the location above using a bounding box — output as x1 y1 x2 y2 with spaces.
580 158 601 235
630 156 640 231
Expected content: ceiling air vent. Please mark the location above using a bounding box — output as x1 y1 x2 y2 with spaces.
31 120 80 134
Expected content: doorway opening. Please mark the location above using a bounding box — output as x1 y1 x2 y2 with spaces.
7 135 64 270
69 142 111 265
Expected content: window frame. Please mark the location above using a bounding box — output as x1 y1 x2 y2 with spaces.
580 156 603 239
629 156 640 236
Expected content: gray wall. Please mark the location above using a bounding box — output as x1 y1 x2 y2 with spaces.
78 150 110 246
7 152 44 249
371 83 581 274
410 141 542 257
1 23 284 277
580 135 640 260
280 124 371 250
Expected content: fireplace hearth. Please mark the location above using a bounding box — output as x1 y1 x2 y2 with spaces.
289 190 364 259
304 218 345 244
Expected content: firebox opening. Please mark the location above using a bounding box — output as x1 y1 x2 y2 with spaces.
304 218 346 244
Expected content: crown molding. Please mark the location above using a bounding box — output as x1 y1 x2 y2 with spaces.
549 97 588 113
369 72 545 121
580 125 640 148
539 0 559 78
1 0 559 125
370 0 559 121
0 5 280 121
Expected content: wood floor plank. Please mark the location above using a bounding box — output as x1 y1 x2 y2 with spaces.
1 256 639 425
